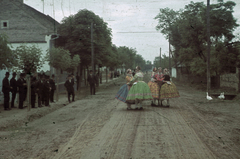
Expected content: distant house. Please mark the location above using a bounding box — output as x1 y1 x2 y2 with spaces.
0 0 59 97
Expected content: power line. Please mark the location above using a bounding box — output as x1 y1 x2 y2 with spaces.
117 31 158 33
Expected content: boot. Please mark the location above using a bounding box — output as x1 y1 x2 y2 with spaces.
127 103 132 110
139 101 143 110
166 99 170 107
135 99 139 110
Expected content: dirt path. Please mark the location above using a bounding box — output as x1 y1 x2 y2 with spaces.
0 74 239 159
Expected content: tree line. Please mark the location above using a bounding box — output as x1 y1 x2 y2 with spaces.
0 9 152 76
154 0 240 78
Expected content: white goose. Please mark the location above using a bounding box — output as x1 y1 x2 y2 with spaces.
206 92 213 100
218 92 225 100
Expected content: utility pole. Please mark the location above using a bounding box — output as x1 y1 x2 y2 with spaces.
207 0 211 93
160 47 161 67
91 22 94 74
169 34 171 76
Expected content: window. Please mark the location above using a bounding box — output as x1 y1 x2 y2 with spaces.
1 20 9 29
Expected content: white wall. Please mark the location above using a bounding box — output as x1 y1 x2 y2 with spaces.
171 67 177 78
9 35 51 72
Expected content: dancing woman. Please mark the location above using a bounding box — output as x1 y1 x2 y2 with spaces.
126 66 153 110
147 67 160 106
115 69 134 109
155 67 164 106
159 68 180 107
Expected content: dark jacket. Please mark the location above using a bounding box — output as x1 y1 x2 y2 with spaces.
163 74 170 81
36 80 44 94
87 74 97 85
17 78 26 93
31 78 37 95
2 77 10 93
64 80 74 92
43 80 51 94
10 77 17 92
49 79 56 90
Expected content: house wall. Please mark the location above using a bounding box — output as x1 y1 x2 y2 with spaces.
171 68 177 78
220 68 239 92
9 35 51 72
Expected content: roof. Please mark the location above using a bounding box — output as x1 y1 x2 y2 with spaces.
0 0 59 43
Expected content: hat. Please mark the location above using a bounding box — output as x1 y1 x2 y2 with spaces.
12 72 17 75
5 72 9 75
52 74 55 77
68 74 72 77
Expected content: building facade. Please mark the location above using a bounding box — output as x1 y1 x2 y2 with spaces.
0 0 59 102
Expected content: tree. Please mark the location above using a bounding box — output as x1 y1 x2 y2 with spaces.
14 44 45 74
155 1 239 78
56 9 112 71
46 47 80 100
0 33 16 70
117 46 137 69
13 44 45 110
153 54 169 70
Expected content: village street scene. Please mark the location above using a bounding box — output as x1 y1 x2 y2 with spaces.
0 0 240 159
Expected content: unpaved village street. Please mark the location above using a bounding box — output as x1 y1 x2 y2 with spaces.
0 74 240 159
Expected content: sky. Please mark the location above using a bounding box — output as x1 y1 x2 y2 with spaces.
24 0 240 64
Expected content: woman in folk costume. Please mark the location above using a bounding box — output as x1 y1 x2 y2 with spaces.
115 69 134 109
147 67 160 106
159 68 180 107
155 67 165 106
126 66 153 110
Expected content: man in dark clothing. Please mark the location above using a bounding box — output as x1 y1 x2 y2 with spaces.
87 70 97 95
2 72 11 110
76 73 80 91
64 75 75 103
36 74 44 107
10 72 17 108
49 74 56 103
22 73 27 107
17 73 27 109
31 76 37 108
42 75 51 106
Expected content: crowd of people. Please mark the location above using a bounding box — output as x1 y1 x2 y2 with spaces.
1 72 57 111
115 66 180 110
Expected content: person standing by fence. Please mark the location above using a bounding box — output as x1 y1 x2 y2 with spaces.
10 72 17 108
64 75 75 103
2 72 11 111
17 73 26 109
87 70 97 95
49 74 56 103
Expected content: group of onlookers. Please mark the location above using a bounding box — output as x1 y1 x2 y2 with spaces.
1 72 56 111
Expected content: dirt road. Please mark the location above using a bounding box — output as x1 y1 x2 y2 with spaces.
0 75 240 159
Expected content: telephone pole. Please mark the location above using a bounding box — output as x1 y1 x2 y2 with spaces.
207 0 211 93
91 22 94 74
169 34 171 76
160 47 161 67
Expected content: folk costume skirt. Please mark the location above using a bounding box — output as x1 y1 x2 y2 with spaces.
115 84 129 103
126 81 153 103
160 82 180 99
147 81 160 99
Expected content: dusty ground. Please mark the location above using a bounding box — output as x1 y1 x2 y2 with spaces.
0 74 239 159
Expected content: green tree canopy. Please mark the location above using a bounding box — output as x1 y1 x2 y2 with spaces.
14 44 44 74
46 47 80 73
56 9 112 68
155 0 239 76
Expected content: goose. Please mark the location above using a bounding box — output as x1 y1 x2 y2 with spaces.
218 92 225 100
206 92 213 100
